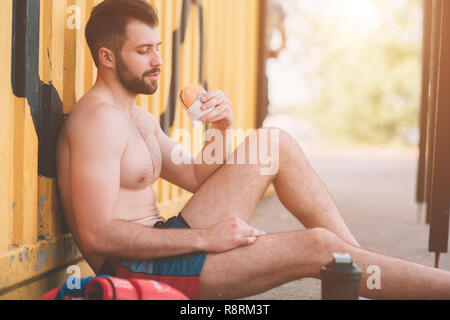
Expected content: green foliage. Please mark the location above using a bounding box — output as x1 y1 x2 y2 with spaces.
288 0 422 146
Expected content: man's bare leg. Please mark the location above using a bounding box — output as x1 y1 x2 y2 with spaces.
199 228 450 299
181 128 450 299
182 128 359 246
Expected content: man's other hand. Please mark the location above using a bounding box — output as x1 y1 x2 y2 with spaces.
200 217 266 253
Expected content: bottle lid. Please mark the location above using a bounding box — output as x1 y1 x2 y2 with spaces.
321 252 362 277
333 253 353 264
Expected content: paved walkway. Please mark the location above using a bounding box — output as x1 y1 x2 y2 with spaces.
244 146 450 300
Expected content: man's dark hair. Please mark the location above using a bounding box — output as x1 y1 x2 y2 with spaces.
85 0 159 67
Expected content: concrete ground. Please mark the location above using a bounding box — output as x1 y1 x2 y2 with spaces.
243 145 450 300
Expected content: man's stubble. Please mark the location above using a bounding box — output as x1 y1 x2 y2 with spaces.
116 53 159 95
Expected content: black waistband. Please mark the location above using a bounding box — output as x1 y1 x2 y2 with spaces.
177 213 191 228
153 213 191 229
153 221 166 229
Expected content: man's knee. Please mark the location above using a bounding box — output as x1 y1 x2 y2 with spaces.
241 127 293 150
304 227 348 256
257 127 305 159
234 127 301 174
255 127 290 143
286 228 350 277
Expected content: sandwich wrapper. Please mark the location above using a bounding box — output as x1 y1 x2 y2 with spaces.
185 92 215 128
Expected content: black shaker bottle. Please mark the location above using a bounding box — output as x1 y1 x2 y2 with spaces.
321 253 362 300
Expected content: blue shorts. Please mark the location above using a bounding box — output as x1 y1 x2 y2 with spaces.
99 214 208 299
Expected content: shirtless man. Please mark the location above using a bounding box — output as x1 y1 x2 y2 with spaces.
57 0 450 300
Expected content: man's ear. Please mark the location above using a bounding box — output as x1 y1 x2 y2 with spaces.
98 47 116 69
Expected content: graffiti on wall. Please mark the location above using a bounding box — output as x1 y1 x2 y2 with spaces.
160 0 208 134
11 0 64 179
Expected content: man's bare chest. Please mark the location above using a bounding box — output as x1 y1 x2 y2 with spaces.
120 120 162 190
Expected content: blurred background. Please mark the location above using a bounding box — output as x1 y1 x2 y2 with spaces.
247 0 450 299
264 0 422 149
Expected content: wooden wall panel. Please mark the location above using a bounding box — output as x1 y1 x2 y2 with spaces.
0 0 263 299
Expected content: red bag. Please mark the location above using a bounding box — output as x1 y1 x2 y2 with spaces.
85 276 189 300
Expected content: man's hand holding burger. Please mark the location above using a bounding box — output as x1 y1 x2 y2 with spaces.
199 90 234 131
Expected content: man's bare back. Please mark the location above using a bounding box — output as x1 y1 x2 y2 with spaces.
57 91 167 271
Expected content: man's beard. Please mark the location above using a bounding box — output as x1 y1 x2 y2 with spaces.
116 54 159 95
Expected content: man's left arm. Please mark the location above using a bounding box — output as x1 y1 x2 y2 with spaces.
192 90 234 186
149 90 234 193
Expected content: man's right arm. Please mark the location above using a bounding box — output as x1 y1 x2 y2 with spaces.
69 106 263 261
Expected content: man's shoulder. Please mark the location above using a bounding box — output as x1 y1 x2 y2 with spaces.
64 98 129 145
69 96 128 126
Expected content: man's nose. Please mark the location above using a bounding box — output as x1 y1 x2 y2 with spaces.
151 52 163 68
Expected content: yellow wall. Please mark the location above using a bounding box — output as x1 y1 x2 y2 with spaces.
0 0 263 299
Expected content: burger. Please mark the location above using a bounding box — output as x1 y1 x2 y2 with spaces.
178 84 214 127
178 84 206 111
